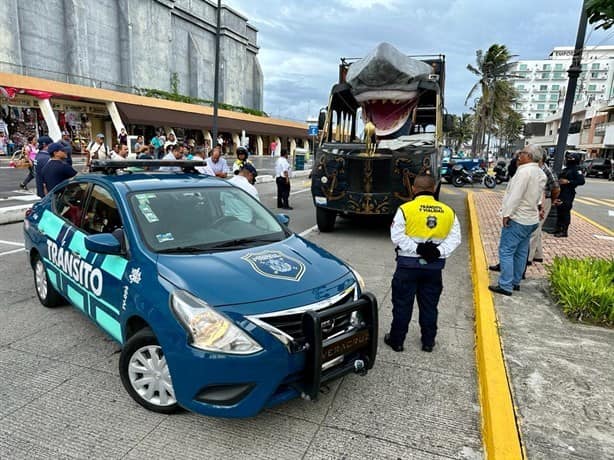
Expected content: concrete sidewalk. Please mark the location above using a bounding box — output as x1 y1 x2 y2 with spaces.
473 190 614 459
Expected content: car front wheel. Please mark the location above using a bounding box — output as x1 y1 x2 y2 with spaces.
119 328 180 414
33 254 64 308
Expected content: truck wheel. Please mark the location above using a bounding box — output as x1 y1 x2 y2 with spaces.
33 254 64 308
452 176 464 187
316 207 337 232
483 175 496 189
119 328 180 414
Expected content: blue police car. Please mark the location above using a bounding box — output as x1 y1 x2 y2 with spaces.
23 160 377 418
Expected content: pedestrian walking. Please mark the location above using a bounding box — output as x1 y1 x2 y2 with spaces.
34 135 53 198
384 175 461 353
553 152 585 238
528 152 560 262
275 149 292 209
19 135 38 191
489 145 546 296
41 142 78 195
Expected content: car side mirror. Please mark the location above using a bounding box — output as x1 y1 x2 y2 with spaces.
85 233 123 255
276 214 290 226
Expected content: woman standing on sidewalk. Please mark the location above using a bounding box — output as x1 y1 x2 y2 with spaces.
19 135 38 191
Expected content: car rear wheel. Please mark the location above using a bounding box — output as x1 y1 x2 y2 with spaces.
119 328 180 414
316 207 337 232
33 254 64 308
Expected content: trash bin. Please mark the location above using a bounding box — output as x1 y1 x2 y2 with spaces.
294 152 305 171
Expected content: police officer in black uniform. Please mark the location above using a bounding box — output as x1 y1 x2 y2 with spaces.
554 152 585 237
384 175 461 353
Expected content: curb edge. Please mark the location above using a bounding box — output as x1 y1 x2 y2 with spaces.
467 191 525 459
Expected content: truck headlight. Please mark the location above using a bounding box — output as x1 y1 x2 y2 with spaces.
171 290 262 354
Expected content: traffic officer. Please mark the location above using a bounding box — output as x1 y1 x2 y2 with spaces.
553 152 585 238
385 175 461 353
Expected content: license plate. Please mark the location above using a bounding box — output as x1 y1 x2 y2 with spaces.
321 329 369 361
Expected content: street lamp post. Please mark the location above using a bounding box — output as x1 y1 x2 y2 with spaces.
212 0 222 148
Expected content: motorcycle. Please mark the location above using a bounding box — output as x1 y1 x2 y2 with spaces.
493 161 510 184
451 164 496 189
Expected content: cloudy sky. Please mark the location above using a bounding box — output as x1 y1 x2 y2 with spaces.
228 0 613 122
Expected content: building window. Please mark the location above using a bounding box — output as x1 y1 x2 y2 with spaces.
555 63 563 70
519 64 528 71
553 72 564 79
539 84 548 91
590 72 601 78
549 104 557 110
535 113 542 119
517 84 525 91
538 94 547 101
591 63 600 70
537 103 545 110
551 84 560 91
542 64 551 71
540 72 550 79
588 84 597 92
550 94 558 101
581 64 587 71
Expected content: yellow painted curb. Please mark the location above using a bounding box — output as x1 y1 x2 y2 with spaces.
467 191 524 459
571 210 614 236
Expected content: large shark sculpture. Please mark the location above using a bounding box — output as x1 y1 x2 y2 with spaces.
346 42 433 138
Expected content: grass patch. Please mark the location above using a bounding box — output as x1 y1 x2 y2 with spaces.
547 256 614 326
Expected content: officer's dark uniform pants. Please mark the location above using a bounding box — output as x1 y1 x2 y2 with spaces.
556 200 573 228
276 176 290 208
389 266 443 347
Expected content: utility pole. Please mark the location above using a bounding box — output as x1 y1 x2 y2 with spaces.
212 0 222 149
553 0 588 175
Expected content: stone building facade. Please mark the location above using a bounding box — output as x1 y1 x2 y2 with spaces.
0 0 263 111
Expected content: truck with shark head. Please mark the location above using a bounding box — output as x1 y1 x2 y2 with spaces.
310 42 452 232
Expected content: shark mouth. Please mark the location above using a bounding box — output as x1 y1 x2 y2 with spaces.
357 90 419 137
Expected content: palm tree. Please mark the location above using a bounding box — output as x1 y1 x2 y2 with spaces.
447 113 474 153
498 110 524 155
465 44 519 156
587 0 614 30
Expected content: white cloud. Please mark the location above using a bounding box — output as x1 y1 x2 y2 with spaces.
336 0 402 10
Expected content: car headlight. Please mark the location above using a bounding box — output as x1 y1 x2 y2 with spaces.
349 266 366 292
171 290 262 354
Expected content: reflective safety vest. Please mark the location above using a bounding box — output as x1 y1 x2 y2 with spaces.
399 194 455 243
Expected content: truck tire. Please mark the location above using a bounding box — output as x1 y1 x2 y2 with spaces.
316 207 337 232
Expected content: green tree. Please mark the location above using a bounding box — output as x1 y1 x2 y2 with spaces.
447 113 474 153
498 110 524 154
587 0 614 30
465 44 519 155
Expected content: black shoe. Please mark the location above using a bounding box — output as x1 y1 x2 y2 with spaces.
488 263 501 272
488 285 512 296
19 183 27 190
554 232 568 238
421 343 434 352
532 258 543 263
283 206 294 210
384 334 403 352
513 285 520 291
526 261 533 266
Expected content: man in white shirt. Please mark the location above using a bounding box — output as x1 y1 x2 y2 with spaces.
111 144 128 160
206 145 229 178
159 144 183 172
275 149 292 209
228 163 259 200
489 144 546 296
192 147 215 176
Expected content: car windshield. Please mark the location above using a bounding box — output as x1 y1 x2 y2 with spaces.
129 187 288 253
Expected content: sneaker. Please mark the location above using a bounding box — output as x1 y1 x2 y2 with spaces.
513 285 520 291
488 285 512 296
384 333 403 352
488 263 501 272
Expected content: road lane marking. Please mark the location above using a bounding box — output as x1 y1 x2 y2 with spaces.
580 196 611 206
0 240 24 247
572 210 614 236
609 210 614 217
290 188 311 196
0 247 25 257
594 234 614 241
575 198 598 207
299 225 317 237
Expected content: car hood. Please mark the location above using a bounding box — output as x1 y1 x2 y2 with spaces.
156 235 352 307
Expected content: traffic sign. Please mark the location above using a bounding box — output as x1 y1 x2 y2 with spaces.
308 125 318 136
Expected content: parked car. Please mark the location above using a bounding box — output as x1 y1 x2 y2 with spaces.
23 160 378 418
583 157 612 178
